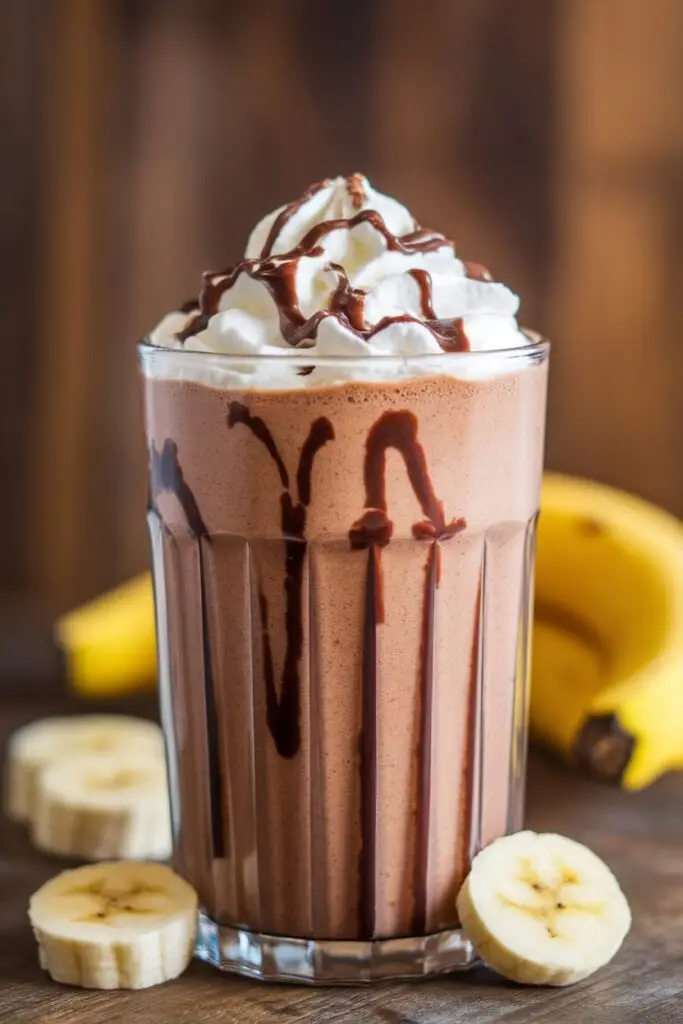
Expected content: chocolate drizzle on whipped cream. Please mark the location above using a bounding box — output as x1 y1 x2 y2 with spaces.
177 201 473 352
260 178 333 259
409 269 437 319
155 174 529 361
346 172 366 209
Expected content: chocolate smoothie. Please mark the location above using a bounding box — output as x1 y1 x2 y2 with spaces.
140 175 548 979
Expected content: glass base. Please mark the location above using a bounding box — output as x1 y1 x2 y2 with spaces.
196 911 476 985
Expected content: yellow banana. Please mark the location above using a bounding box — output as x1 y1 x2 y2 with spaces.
56 574 157 697
532 474 683 789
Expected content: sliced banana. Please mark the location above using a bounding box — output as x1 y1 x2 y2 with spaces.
31 751 172 861
456 831 631 986
28 861 197 989
5 715 163 822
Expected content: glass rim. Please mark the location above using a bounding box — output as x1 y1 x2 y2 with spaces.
138 330 549 367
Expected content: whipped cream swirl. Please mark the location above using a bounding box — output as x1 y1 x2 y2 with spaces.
146 175 537 388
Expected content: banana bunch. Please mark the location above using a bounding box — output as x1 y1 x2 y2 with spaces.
533 474 683 789
45 474 683 789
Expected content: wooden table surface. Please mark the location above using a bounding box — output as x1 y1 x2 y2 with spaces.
1 693 682 1024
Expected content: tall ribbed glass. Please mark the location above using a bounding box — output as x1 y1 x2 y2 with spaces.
139 343 548 984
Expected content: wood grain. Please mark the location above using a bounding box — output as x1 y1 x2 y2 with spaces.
1 0 683 606
0 0 46 594
26 0 112 607
547 0 683 515
2 694 682 1022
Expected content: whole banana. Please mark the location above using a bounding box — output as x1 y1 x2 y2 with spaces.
532 474 683 788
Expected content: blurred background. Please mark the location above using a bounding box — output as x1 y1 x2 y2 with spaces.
2 0 683 615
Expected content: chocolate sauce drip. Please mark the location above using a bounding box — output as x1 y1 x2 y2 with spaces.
463 581 483 868
400 227 448 250
203 257 310 336
198 545 226 858
426 317 469 352
150 440 208 539
409 269 437 319
227 403 289 489
359 411 466 539
350 410 466 937
227 403 335 758
404 269 471 350
463 261 493 282
358 546 381 940
297 418 335 506
349 509 394 553
260 493 306 759
327 263 367 332
411 543 438 934
176 311 209 344
346 172 366 209
407 260 471 352
297 209 448 258
349 509 392 658
149 440 225 858
260 178 333 258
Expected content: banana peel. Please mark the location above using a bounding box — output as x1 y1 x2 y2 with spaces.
55 475 683 790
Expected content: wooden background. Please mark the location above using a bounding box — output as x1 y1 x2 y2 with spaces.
2 0 683 613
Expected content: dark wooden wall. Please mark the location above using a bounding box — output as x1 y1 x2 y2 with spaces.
2 0 682 612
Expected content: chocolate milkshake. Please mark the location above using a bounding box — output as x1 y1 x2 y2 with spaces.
140 175 548 983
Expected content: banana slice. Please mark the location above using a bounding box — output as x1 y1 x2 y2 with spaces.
5 715 163 822
31 751 172 861
456 831 631 986
28 860 197 989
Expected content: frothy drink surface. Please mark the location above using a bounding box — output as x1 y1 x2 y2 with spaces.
145 365 546 940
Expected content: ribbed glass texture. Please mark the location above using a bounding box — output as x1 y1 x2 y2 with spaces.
141 342 548 983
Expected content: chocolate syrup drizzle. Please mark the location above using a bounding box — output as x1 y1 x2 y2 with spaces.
173 174 479 352
260 178 333 259
349 411 466 938
149 440 226 859
346 172 366 210
463 579 483 873
150 439 208 538
196 208 465 348
406 266 485 352
150 403 476 935
409 269 437 319
227 403 334 758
